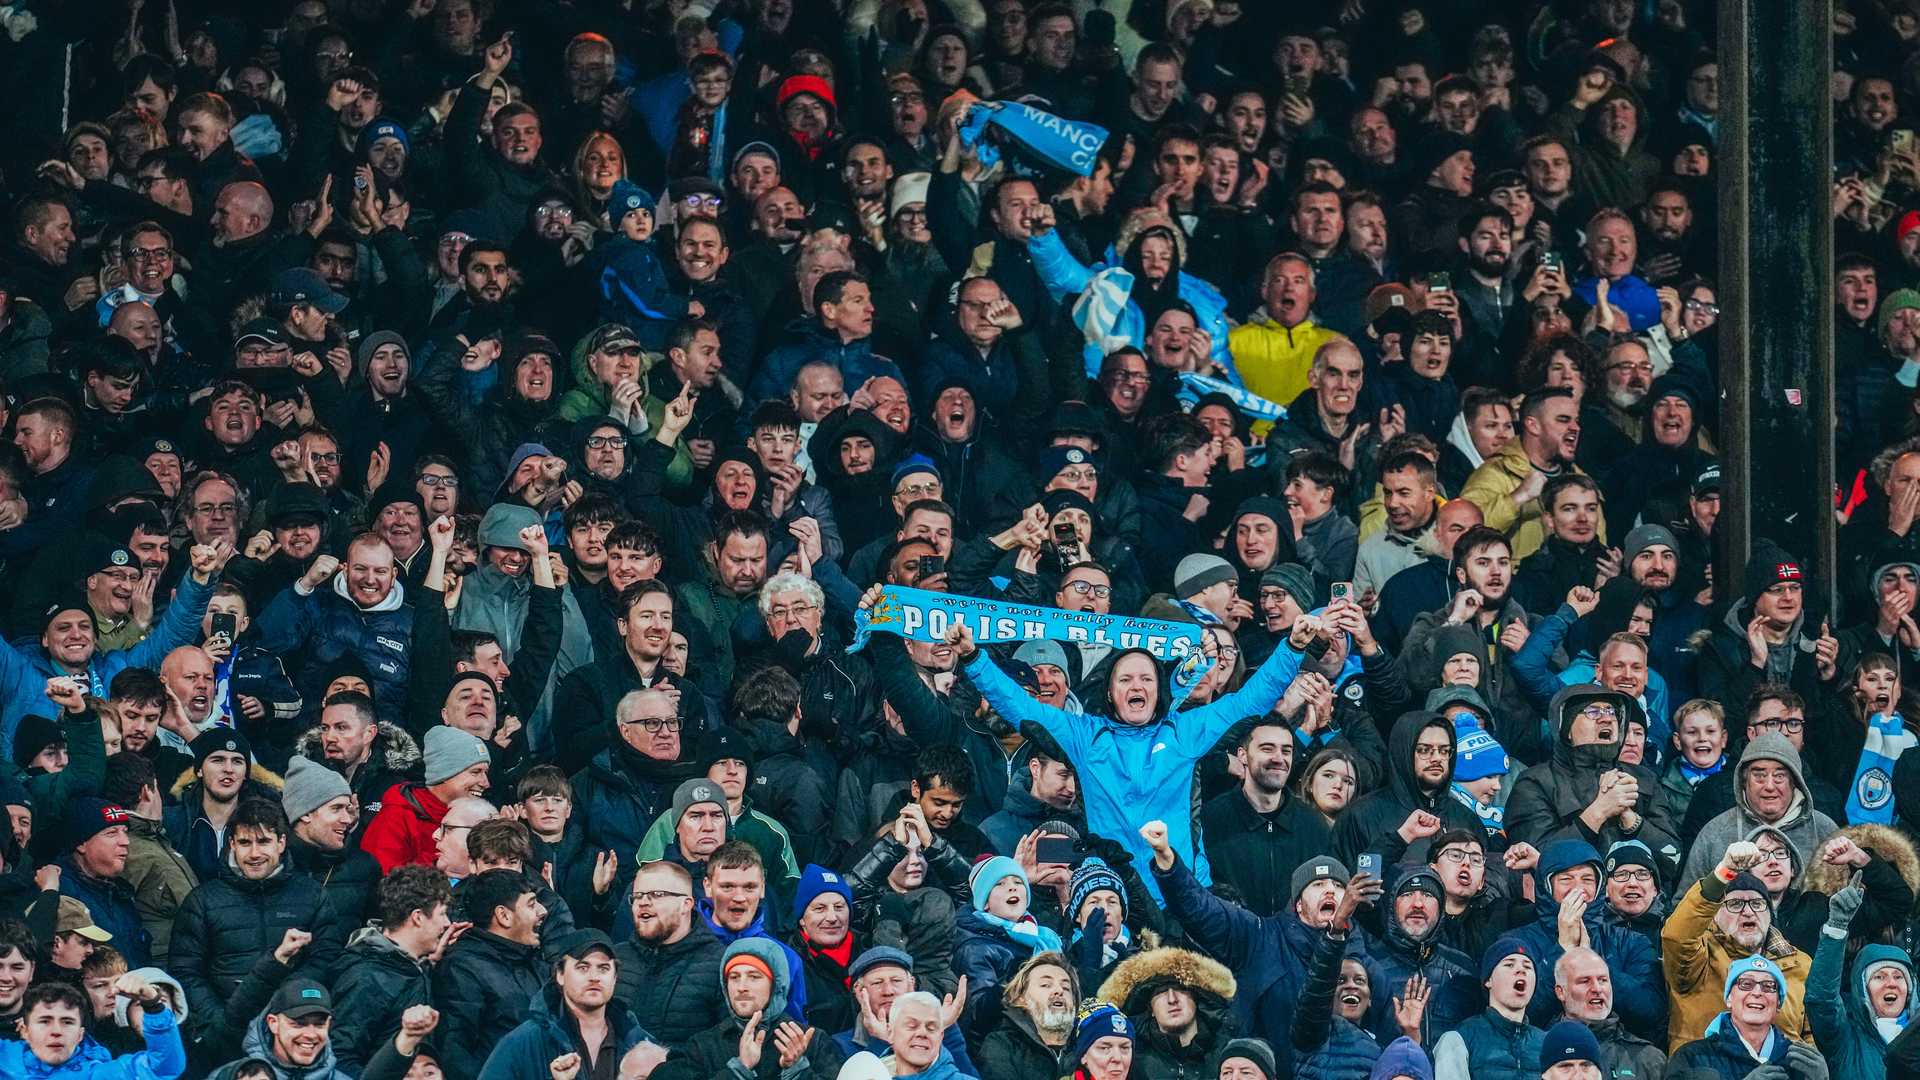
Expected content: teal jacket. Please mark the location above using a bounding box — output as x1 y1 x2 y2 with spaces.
962 638 1305 900
1807 936 1913 1080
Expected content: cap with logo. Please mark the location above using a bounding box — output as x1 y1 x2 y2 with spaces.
268 978 334 1019
273 267 349 315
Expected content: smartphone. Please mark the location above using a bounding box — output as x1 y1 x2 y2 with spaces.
1357 852 1381 878
917 554 946 577
1286 74 1312 98
1331 582 1351 602
1896 129 1916 154
211 613 237 643
1541 250 1564 272
783 217 809 232
1427 271 1452 293
1036 837 1086 866
354 174 369 191
1054 522 1077 544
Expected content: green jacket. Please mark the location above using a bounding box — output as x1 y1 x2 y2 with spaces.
123 813 198 966
636 795 802 899
556 333 696 489
676 561 752 689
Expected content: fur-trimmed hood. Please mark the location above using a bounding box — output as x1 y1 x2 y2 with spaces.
292 721 424 773
1799 822 1920 897
169 759 285 798
1096 946 1237 1014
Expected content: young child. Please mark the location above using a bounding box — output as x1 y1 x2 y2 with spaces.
597 178 703 347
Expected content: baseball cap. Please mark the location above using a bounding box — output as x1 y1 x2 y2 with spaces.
268 978 334 1019
273 267 349 314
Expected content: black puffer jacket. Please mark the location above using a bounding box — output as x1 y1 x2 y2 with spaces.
977 1009 1065 1080
612 917 730 1048
413 338 562 501
168 863 344 1036
285 833 384 926
432 928 549 1080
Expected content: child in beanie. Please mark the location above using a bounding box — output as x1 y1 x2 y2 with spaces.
1450 720 1509 838
596 178 702 347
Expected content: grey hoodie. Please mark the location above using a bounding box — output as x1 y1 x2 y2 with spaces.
1680 733 1839 889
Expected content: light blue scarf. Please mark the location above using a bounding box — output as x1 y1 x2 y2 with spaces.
976 909 1064 955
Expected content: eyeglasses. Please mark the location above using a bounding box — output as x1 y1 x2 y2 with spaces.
1216 645 1240 660
1751 718 1805 734
1057 468 1098 482
896 208 929 223
308 452 342 465
1111 371 1152 385
433 823 473 839
1721 897 1768 914
1730 976 1780 995
132 174 169 191
1683 299 1720 315
1062 581 1112 598
419 474 460 488
633 889 692 904
534 205 575 219
768 602 819 620
897 481 941 498
128 245 173 262
439 233 472 248
683 195 723 211
620 715 683 733
1414 743 1454 759
1755 847 1791 862
1608 869 1653 884
585 436 628 450
1604 361 1654 377
195 502 239 517
1437 849 1486 866
1580 704 1618 720
96 569 142 584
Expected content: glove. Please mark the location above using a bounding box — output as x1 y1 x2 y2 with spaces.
1826 884 1867 932
1787 1042 1830 1080
1067 909 1108 968
1743 1067 1789 1080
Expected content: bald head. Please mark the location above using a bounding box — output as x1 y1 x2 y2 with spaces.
1433 498 1485 559
161 646 218 722
212 182 273 244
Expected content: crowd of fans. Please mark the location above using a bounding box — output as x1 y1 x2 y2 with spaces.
5 1 1920 1080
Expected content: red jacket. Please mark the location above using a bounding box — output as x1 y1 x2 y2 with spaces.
360 781 447 873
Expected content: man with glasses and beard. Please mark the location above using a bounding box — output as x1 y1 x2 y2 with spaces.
1663 840 1814 1050
613 860 727 1047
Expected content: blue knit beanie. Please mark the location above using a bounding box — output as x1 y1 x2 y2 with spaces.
1067 858 1126 921
610 178 655 218
970 856 1028 912
792 864 852 920
1071 1001 1134 1063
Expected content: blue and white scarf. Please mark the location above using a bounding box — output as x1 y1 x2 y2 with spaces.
958 101 1110 176
1178 372 1283 421
1849 712 1918 824
975 909 1064 955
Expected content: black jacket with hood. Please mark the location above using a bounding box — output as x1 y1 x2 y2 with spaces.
1332 711 1488 866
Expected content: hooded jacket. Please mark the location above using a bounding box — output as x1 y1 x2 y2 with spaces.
1661 871 1812 1051
1809 933 1913 1080
1681 735 1842 888
1667 1011 1800 1080
329 927 436 1075
1547 84 1664 212
1097 948 1238 1080
1503 840 1670 1038
962 636 1306 900
0 1005 185 1080
977 1007 1067 1080
1332 712 1488 866
1504 685 1682 879
433 926 550 1080
1354 867 1475 1046
413 338 561 499
254 572 415 729
648 937 843 1080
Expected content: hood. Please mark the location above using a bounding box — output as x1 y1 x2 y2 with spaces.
723 936 794 1021
1743 822 1803 893
332 571 407 613
1370 1036 1433 1080
1583 83 1651 155
566 414 635 481
809 406 903 482
114 967 188 1028
1092 647 1174 725
1445 413 1486 471
1548 683 1641 767
1802 824 1920 898
1848 943 1915 1031
1223 496 1301 583
1733 733 1812 824
243 1004 344 1080
1532 839 1604 920
1424 685 1491 722
1381 862 1446 954
1095 946 1236 1014
1385 711 1457 808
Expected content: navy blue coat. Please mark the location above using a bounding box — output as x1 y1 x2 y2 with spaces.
255 578 416 728
475 984 652 1080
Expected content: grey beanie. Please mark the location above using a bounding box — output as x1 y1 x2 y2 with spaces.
1290 855 1350 903
1016 639 1071 671
1215 1038 1277 1080
423 726 490 785
282 755 352 824
1175 553 1239 599
671 777 726 823
1621 524 1680 566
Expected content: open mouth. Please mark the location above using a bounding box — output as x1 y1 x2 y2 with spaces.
1125 691 1148 709
1317 896 1338 918
1338 989 1364 1007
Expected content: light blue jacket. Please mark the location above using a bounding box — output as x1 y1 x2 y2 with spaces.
0 572 215 755
963 639 1305 900
0 1005 186 1080
1026 228 1236 381
1510 602 1672 751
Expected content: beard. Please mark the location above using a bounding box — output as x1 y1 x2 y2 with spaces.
1034 1004 1074 1038
1715 911 1767 950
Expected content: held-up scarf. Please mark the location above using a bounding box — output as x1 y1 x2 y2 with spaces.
957 101 1110 176
1848 712 1918 824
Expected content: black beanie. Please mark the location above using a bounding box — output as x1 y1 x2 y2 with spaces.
12 715 64 768
194 728 254 771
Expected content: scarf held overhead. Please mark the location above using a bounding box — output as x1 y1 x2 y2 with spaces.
958 101 1110 176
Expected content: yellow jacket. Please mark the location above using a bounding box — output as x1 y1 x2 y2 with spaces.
1661 877 1813 1052
1228 318 1343 432
1456 439 1607 561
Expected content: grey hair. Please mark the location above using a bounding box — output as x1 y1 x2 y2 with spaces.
1553 946 1607 989
759 572 825 616
615 688 677 727
888 991 943 1025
